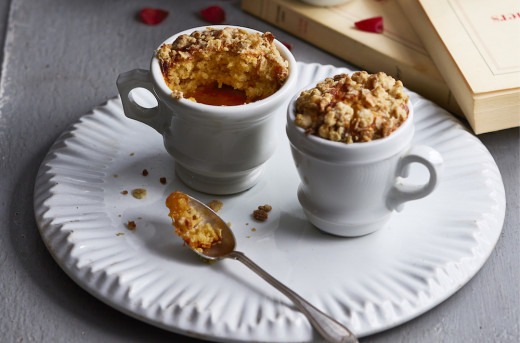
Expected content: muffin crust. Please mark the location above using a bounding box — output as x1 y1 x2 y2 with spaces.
156 27 289 104
294 72 409 143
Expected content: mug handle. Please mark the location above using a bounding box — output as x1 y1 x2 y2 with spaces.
386 145 444 211
116 69 171 134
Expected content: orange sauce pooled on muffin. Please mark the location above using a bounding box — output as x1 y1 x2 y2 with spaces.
185 83 249 106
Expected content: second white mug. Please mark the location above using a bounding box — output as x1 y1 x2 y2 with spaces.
286 86 444 237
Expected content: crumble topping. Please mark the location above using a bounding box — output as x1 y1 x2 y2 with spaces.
253 204 272 221
294 71 409 143
156 27 289 104
131 188 147 199
127 221 136 230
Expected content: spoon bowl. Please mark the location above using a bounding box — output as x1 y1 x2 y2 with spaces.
179 194 358 343
186 196 236 259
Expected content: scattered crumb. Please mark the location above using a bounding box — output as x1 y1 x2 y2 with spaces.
253 204 272 221
253 209 268 221
137 217 143 220
132 188 147 199
121 190 128 195
116 233 125 236
227 222 232 227
142 169 149 176
258 204 272 212
208 200 224 212
246 222 249 226
113 174 118 178
251 228 257 232
118 214 122 217
130 152 135 156
127 221 136 230
247 236 251 239
160 177 167 184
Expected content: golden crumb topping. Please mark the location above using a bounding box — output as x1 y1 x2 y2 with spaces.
207 200 223 212
131 188 147 199
156 27 289 104
294 72 409 143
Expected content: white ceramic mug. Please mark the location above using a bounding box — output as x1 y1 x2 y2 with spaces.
286 86 443 237
116 25 297 195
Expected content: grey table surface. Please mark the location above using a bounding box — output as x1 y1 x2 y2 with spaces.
0 1 518 342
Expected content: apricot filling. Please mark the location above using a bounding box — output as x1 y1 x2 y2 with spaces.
166 191 222 252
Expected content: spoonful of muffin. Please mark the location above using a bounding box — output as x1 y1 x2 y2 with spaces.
166 191 358 343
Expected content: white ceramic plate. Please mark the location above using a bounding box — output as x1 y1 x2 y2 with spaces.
34 63 505 342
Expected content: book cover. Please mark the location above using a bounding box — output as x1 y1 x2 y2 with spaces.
241 0 462 116
397 0 520 133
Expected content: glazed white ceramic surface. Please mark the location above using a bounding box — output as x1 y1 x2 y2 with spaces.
116 25 298 195
34 63 505 342
287 87 444 236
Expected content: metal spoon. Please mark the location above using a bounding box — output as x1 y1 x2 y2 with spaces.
185 195 358 343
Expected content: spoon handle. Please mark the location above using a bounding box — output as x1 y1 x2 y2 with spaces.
227 251 358 343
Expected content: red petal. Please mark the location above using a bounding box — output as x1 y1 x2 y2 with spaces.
282 41 293 51
200 6 226 24
140 8 169 26
355 16 384 33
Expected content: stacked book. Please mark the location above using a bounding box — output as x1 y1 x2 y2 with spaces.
242 0 520 134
